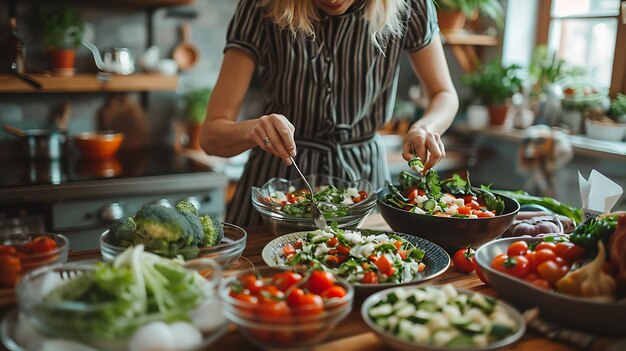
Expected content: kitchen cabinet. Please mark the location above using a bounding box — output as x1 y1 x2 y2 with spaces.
0 73 178 93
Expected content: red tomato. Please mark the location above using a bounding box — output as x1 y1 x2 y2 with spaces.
491 254 509 273
273 271 302 292
24 237 57 254
453 247 476 273
491 255 529 277
534 249 557 266
336 245 351 255
535 242 557 252
408 189 419 201
507 241 529 257
374 255 393 275
326 237 339 247
258 285 285 304
360 271 379 284
292 293 324 316
524 251 538 273
306 270 335 295
475 210 495 218
240 274 263 296
530 278 550 290
320 285 347 299
473 256 489 285
287 288 305 307
0 246 17 255
554 242 586 263
457 206 472 215
283 243 296 257
537 260 566 286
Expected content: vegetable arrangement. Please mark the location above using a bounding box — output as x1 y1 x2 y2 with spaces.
106 200 224 259
494 190 584 226
280 226 426 284
383 158 505 218
367 285 518 348
264 185 369 218
34 245 215 340
0 236 59 287
502 215 563 238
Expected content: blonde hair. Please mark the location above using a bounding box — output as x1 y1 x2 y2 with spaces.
259 0 410 50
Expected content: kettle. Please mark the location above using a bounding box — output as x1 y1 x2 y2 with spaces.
82 39 135 75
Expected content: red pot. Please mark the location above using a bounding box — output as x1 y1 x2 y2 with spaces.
436 9 466 32
488 104 510 126
49 49 76 76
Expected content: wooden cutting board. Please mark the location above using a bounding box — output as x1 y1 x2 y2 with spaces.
96 94 147 149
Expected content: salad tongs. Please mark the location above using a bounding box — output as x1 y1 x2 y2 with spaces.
289 157 328 231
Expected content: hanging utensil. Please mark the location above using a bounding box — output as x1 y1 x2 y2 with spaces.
172 21 199 71
289 156 328 231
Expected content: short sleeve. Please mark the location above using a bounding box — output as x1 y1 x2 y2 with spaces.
224 0 266 63
403 0 439 52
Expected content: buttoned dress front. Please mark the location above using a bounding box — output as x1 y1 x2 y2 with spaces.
224 0 439 227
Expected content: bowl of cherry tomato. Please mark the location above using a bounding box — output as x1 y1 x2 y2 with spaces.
219 266 354 350
0 232 69 288
474 236 626 335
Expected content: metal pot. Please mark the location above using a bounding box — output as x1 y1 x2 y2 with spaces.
3 125 66 160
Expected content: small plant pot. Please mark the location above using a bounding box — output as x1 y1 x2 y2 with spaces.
49 49 76 76
488 104 510 126
436 9 466 32
466 104 489 129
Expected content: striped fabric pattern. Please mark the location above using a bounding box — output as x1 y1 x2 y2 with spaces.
225 0 438 227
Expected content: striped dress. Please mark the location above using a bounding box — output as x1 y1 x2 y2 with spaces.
225 0 439 227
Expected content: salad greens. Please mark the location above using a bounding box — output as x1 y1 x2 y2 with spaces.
36 245 210 338
384 158 505 217
267 185 368 218
493 190 584 226
569 215 618 256
281 224 426 284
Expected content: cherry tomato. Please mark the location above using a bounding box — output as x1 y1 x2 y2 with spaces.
491 254 509 273
554 242 586 263
524 251 538 273
360 271 379 284
534 249 557 266
537 260 565 286
475 210 495 218
453 247 476 273
306 270 335 295
535 242 557 252
326 237 339 247
491 255 529 277
291 293 324 316
320 285 347 299
273 271 303 292
240 274 263 296
258 285 285 304
287 288 305 307
472 256 488 284
507 241 529 257
530 278 550 290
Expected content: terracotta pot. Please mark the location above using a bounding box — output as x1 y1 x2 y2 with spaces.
436 9 466 32
488 104 510 126
187 122 203 150
49 49 76 76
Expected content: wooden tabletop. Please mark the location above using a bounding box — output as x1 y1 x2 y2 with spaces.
0 214 593 351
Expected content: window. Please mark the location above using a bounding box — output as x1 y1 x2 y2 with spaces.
537 0 626 95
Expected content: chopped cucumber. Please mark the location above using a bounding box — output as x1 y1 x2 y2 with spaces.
447 334 475 348
422 199 436 212
490 324 514 338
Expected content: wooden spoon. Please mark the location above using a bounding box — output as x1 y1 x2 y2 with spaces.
172 21 199 71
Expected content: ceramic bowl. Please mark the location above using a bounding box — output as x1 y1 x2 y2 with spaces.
73 132 124 160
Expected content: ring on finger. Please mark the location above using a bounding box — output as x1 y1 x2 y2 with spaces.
263 136 270 146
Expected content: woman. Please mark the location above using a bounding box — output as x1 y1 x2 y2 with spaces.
201 0 458 227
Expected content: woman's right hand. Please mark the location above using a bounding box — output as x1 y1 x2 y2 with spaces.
249 113 297 166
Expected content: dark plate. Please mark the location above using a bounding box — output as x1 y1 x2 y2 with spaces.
261 228 450 291
475 237 626 336
376 187 519 254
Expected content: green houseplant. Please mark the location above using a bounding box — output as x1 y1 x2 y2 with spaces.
610 94 626 122
182 87 212 149
436 0 505 32
43 8 85 76
462 59 523 125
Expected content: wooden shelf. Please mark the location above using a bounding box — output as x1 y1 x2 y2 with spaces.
442 33 499 46
0 73 178 93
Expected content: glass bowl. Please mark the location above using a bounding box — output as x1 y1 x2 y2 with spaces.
100 222 247 267
219 266 354 351
15 259 227 350
0 232 69 289
251 174 376 219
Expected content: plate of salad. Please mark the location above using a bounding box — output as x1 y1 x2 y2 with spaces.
251 174 376 219
261 225 450 290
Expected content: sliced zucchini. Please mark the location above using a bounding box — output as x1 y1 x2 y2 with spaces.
369 303 393 318
418 300 439 312
447 334 475 348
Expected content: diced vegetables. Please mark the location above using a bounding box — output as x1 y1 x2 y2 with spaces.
367 285 517 348
264 185 368 218
0 236 59 288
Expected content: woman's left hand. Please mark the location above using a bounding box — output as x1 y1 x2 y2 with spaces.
402 127 445 173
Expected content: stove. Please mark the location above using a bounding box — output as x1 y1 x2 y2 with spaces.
0 146 229 251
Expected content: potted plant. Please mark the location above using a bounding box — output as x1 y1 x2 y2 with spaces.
44 8 85 76
462 59 523 126
436 0 504 33
182 87 212 149
609 93 626 123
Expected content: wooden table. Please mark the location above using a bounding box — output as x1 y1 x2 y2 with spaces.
0 214 594 351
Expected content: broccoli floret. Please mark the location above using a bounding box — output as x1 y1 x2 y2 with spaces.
134 204 199 247
199 214 224 246
108 217 137 247
179 212 205 247
175 200 199 216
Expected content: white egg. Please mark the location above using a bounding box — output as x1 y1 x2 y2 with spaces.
190 299 226 332
170 322 203 351
40 339 99 351
128 322 175 351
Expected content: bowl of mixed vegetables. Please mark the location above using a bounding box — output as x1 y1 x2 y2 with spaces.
262 226 450 289
100 200 246 268
377 159 519 254
13 245 227 351
474 213 626 335
252 174 376 235
362 284 525 351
